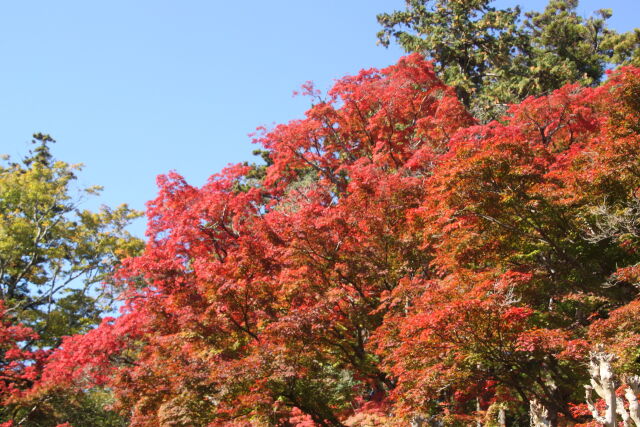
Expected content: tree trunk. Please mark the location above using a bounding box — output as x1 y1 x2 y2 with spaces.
530 399 555 427
624 376 640 426
410 414 426 427
498 407 506 427
585 347 618 426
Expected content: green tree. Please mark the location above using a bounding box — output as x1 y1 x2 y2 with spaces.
377 0 524 110
0 134 143 425
377 0 640 121
0 134 142 345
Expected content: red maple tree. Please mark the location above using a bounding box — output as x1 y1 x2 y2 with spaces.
23 58 640 426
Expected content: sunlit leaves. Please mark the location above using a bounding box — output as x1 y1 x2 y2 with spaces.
36 60 640 426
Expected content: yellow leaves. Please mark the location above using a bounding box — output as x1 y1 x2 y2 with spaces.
84 185 103 195
0 140 144 348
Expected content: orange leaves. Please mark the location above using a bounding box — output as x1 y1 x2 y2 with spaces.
33 58 640 425
514 328 587 360
506 83 602 151
589 299 640 369
370 66 640 421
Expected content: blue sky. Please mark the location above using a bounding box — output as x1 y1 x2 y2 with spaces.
0 0 638 236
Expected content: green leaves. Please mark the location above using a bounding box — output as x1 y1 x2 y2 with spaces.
377 0 640 122
377 0 523 114
0 135 143 425
0 137 143 336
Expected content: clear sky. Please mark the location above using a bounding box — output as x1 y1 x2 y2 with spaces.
0 0 638 236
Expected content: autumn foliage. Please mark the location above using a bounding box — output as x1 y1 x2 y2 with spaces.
5 55 640 425
0 301 47 401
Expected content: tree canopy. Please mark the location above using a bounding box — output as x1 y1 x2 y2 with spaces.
377 0 640 120
2 1 640 426
0 136 142 425
19 55 640 425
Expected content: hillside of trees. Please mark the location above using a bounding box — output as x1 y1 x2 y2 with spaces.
2 1 640 426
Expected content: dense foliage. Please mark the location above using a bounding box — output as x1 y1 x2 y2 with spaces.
2 1 640 425
14 55 639 426
377 0 640 120
0 137 142 425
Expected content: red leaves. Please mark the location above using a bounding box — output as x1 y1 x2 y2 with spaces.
257 53 471 193
589 299 640 368
33 59 640 425
0 301 48 402
42 313 145 388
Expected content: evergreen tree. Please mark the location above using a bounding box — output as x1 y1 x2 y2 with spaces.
377 0 640 121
